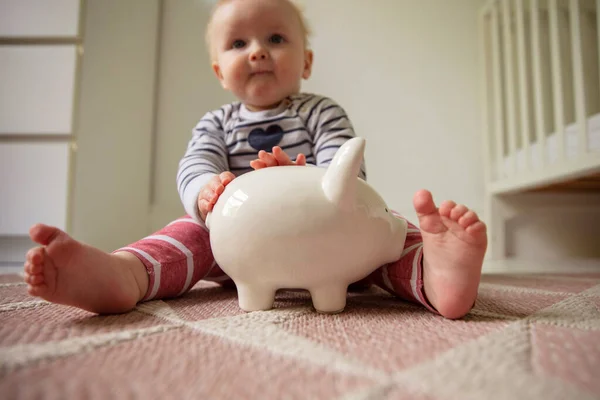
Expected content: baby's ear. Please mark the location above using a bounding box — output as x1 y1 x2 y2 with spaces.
212 62 227 89
302 50 314 80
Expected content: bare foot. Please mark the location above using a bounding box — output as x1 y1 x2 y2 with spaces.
23 224 148 314
414 190 487 319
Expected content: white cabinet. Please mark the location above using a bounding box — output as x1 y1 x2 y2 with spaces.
0 142 70 235
0 46 77 134
0 0 80 37
0 0 81 265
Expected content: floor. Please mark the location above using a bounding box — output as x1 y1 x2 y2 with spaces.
2 268 599 399
3 258 600 277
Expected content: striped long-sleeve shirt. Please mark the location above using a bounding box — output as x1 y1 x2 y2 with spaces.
177 93 367 221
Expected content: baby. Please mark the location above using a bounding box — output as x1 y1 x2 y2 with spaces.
23 0 487 319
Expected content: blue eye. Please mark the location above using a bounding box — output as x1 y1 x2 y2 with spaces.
269 34 284 44
232 39 246 49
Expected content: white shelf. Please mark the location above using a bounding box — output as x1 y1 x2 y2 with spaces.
0 45 78 135
0 142 70 235
0 0 80 38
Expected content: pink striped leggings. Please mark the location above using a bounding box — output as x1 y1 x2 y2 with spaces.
116 213 437 313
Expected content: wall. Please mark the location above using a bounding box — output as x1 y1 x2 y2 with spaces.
3 0 594 267
149 0 233 232
71 0 160 251
148 0 594 263
150 0 488 232
300 0 486 225
57 0 598 261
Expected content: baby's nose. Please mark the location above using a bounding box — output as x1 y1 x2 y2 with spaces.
250 46 268 61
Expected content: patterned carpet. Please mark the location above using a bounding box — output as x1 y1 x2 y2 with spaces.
1 272 599 399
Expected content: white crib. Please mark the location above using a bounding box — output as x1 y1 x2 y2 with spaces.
480 0 600 260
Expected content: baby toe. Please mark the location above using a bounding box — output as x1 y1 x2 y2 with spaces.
449 204 469 221
24 261 33 274
24 272 35 285
467 221 487 234
27 284 45 297
26 247 41 263
28 260 44 274
438 200 456 217
458 210 479 228
27 274 45 286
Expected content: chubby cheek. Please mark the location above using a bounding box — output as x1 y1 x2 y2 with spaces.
278 55 304 81
223 58 248 88
271 49 293 68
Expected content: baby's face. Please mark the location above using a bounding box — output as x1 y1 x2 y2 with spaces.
210 0 312 111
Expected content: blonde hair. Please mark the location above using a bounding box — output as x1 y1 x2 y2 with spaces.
205 0 311 60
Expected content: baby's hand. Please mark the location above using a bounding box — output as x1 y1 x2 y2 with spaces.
197 171 235 221
250 146 306 170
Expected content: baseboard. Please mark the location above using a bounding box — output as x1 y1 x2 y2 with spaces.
483 257 600 274
0 236 35 264
0 265 24 275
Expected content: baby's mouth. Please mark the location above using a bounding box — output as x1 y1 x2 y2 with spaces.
251 70 273 76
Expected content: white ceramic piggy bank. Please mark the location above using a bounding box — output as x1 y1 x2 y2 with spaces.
205 137 407 313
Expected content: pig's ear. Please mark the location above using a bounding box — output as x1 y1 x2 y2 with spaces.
322 137 365 211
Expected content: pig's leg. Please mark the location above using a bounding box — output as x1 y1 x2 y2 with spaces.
236 283 277 311
309 285 348 314
116 215 223 301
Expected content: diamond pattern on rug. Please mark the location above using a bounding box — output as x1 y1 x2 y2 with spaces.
166 284 245 321
530 293 600 331
473 285 571 317
0 285 32 306
394 320 596 400
531 323 600 394
0 306 164 346
0 327 375 399
280 303 510 373
1 274 599 400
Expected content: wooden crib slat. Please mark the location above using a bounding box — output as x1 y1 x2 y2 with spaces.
515 0 531 171
598 0 600 109
482 0 496 16
479 10 492 185
491 4 505 178
531 0 546 168
502 0 518 174
549 0 566 161
485 0 600 194
570 0 588 157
